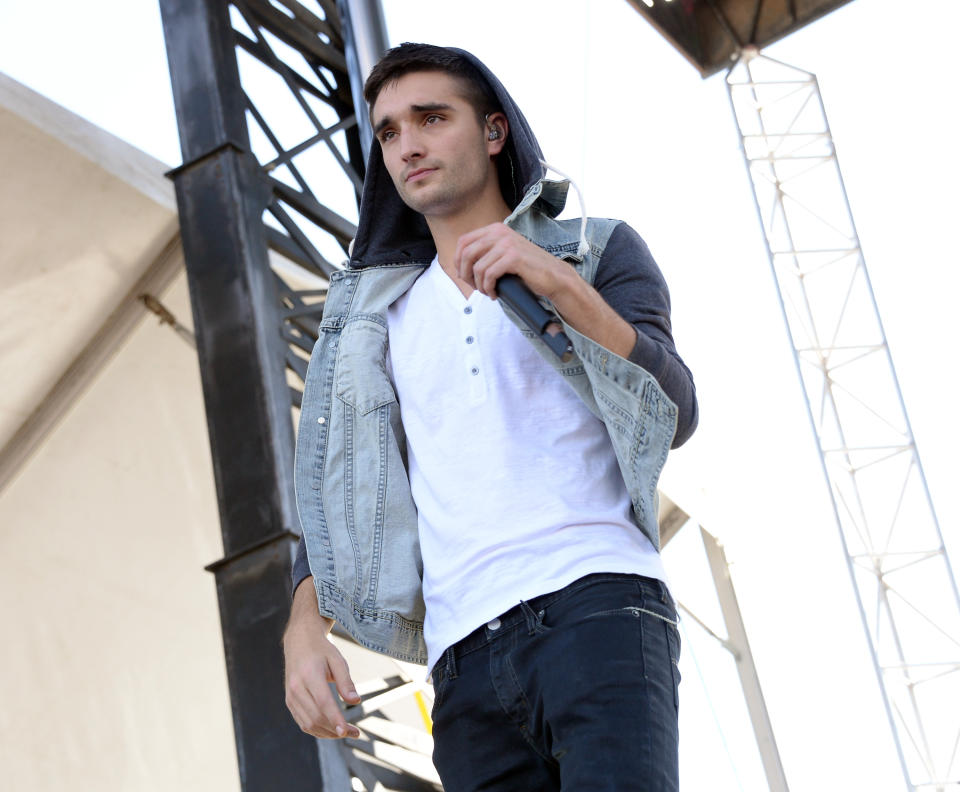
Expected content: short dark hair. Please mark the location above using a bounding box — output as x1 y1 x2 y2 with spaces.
363 42 500 123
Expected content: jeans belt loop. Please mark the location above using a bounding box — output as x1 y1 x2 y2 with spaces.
658 579 672 609
444 644 458 680
519 599 546 635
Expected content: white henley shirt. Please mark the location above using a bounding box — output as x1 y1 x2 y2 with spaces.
386 257 668 671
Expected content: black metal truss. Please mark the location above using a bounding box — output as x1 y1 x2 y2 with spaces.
229 0 364 407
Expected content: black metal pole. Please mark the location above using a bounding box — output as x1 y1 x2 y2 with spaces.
336 0 390 160
158 0 340 786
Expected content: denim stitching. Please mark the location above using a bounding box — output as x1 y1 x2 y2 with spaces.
665 620 681 714
309 330 336 490
341 406 363 602
503 654 555 764
580 605 678 626
364 403 389 607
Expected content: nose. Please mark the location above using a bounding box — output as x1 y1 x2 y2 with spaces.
399 126 424 162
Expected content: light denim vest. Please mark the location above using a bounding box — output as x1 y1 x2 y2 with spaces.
293 180 679 664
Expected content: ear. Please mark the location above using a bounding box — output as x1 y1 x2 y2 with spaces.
485 112 509 156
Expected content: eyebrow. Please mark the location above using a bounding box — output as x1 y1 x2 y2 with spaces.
373 102 455 135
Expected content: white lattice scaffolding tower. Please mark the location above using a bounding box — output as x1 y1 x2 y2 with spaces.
725 50 960 791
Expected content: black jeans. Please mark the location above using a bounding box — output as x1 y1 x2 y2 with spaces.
430 573 681 791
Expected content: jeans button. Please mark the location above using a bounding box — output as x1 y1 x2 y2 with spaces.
487 617 501 631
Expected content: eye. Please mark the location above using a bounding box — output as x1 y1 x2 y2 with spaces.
379 129 396 143
424 114 442 125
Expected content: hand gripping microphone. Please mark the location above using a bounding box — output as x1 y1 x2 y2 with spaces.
495 275 574 363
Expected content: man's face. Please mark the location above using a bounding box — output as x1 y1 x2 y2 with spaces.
371 70 500 219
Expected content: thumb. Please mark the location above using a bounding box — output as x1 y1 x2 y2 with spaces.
328 651 361 705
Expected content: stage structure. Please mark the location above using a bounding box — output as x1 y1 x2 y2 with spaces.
629 3 960 790
158 0 440 789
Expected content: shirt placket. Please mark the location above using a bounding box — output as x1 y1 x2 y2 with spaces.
461 302 486 403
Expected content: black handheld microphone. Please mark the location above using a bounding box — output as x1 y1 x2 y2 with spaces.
495 274 574 363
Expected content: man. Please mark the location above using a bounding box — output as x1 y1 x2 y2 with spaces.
284 43 697 791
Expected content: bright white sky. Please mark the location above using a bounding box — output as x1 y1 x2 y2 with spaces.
1 0 957 789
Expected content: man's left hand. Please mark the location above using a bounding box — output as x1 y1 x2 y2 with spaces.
455 223 575 302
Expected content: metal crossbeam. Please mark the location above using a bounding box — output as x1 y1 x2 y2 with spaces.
727 49 960 792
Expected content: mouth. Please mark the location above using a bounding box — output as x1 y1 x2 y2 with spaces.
405 167 437 183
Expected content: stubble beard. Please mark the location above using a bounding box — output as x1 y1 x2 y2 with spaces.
397 152 491 219
400 178 470 218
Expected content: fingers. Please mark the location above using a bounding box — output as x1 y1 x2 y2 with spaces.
328 648 362 708
455 223 504 291
285 687 340 739
454 240 481 290
462 248 501 297
288 659 361 739
477 253 507 297
284 642 361 740
457 236 507 298
455 222 499 258
455 223 563 300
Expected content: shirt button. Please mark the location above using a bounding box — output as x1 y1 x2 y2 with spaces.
470 366 479 376
464 306 473 314
317 417 325 424
465 336 474 344
487 617 501 630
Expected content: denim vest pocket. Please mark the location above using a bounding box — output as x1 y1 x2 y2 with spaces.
334 315 396 414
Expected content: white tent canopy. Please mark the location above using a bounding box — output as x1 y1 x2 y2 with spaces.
0 72 240 789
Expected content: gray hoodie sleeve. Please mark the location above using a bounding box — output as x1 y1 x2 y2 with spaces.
293 536 311 594
592 222 698 448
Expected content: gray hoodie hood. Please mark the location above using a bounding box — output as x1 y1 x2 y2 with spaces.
348 47 562 269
